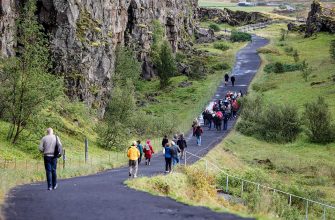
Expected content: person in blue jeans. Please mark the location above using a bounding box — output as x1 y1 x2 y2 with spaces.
171 141 181 166
39 128 63 191
194 125 203 146
164 143 173 173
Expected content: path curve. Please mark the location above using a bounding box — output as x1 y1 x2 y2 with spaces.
2 35 269 220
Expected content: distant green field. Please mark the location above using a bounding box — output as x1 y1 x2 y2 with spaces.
199 0 277 13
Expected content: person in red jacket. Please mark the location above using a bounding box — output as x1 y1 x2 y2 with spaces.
143 139 154 165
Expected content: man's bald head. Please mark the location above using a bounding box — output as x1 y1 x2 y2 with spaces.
47 128 53 135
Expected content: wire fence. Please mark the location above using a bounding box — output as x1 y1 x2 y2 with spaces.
184 151 335 220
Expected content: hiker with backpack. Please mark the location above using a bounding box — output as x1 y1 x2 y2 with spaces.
192 118 199 136
171 141 181 166
136 140 143 164
127 141 140 178
177 133 187 159
143 139 154 166
39 128 63 191
194 125 203 146
164 143 173 173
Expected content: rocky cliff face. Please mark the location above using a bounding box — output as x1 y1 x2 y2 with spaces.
0 0 16 58
305 0 335 37
197 7 270 26
0 0 198 109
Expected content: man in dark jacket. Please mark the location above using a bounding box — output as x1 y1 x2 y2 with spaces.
177 134 187 159
224 73 229 86
231 75 236 87
39 128 63 191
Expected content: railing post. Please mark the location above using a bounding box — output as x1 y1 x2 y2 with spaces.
205 160 208 173
289 194 292 206
85 137 88 163
226 175 229 193
63 149 66 170
305 200 309 220
184 152 187 166
323 206 326 220
241 180 244 197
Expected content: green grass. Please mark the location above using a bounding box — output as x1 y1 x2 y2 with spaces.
199 0 277 13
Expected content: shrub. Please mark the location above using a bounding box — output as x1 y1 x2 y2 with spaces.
303 97 335 143
230 31 252 42
300 60 313 82
238 96 301 143
273 62 284 73
293 50 300 63
209 23 220 32
213 42 230 51
211 63 230 71
258 104 301 143
264 62 301 73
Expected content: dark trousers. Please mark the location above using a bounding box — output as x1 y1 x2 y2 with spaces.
44 156 57 189
165 158 172 172
223 120 228 130
138 155 142 164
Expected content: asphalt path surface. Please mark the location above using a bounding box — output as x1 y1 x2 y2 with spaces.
2 35 269 220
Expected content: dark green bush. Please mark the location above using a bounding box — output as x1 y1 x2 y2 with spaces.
213 42 230 51
211 62 230 71
237 96 301 143
258 104 301 143
230 31 252 42
209 23 221 32
264 62 301 73
303 97 335 143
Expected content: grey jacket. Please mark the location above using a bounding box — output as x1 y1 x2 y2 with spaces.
39 134 63 157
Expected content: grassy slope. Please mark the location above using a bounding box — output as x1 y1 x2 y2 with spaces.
127 24 335 219
0 40 245 204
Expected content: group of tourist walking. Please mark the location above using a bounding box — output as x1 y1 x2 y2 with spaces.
38 87 241 188
203 91 242 132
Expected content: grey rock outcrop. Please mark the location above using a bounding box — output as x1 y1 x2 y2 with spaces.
0 0 16 57
305 0 335 37
197 7 270 26
1 0 198 110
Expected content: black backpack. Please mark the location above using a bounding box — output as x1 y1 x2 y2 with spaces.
54 136 62 158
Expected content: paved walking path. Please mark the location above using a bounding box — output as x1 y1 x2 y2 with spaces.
2 35 268 220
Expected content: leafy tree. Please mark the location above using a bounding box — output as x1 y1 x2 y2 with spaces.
293 50 299 63
113 46 141 86
330 39 335 61
303 97 335 144
154 40 177 88
300 60 313 82
97 46 141 150
0 0 62 144
97 81 136 150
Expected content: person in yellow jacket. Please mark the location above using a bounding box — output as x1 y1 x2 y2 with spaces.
127 141 140 178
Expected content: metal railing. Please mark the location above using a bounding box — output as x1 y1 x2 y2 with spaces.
184 150 335 220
